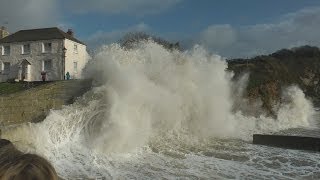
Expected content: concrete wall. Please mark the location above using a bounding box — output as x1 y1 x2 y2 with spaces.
64 39 88 79
0 80 92 126
0 39 64 81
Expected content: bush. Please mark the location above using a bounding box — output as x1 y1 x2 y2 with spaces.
119 32 180 51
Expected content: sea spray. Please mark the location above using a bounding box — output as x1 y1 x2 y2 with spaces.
85 42 237 149
232 86 314 138
1 41 316 178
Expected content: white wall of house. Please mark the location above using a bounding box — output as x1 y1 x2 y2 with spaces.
0 39 88 82
64 39 88 79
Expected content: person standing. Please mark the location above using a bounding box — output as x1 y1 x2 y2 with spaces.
41 71 46 82
66 72 70 80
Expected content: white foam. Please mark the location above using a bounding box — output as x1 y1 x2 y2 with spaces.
1 41 316 178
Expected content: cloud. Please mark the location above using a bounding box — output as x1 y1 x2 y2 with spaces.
66 0 182 15
200 25 237 49
197 7 320 58
86 23 150 48
0 0 60 32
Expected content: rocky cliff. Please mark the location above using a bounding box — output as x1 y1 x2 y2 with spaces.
228 45 320 115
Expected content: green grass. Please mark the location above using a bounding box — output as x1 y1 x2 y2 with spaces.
0 83 28 95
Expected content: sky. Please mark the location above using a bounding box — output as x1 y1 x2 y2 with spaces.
1 0 320 58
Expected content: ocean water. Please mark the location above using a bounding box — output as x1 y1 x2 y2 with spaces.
2 41 320 179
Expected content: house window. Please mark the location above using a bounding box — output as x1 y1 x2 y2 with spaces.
74 44 78 53
22 44 31 54
2 62 10 74
42 42 52 53
2 46 10 55
73 62 78 72
43 60 52 71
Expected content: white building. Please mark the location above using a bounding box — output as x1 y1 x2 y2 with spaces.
0 27 88 82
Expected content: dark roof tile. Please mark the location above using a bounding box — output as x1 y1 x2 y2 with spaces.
0 27 85 45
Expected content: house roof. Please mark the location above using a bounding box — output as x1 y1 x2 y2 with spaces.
20 59 31 65
0 27 85 45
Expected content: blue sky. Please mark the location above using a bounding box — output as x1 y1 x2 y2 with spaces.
66 0 320 36
1 0 320 57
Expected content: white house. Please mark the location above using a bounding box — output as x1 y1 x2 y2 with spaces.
0 27 88 82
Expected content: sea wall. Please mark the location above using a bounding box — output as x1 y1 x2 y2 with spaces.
253 134 320 152
0 80 92 126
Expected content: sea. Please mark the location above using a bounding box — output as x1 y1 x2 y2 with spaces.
2 41 320 179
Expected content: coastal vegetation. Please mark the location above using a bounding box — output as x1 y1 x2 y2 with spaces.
120 32 180 50
228 45 320 114
0 82 52 96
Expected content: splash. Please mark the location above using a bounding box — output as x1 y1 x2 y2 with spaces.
1 41 316 178
84 41 314 144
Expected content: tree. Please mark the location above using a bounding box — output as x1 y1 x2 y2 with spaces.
119 32 181 51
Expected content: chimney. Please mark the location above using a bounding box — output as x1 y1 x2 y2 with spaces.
0 26 9 39
66 29 74 37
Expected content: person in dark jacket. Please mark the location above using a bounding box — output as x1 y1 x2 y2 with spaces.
66 72 70 80
41 71 46 82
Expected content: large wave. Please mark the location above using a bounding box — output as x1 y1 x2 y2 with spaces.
1 41 315 178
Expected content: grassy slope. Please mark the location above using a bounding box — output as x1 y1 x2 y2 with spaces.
0 82 52 96
0 83 26 95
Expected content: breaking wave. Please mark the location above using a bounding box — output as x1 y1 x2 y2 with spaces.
1 41 316 179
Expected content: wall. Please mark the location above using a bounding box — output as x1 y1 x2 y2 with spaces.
64 39 88 79
0 39 65 82
0 80 92 126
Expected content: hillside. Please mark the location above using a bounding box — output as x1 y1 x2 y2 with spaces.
0 81 52 96
228 45 320 115
0 80 92 126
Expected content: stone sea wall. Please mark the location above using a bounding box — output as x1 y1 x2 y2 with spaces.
0 80 92 126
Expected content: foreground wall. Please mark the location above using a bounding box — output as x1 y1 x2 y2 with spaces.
253 134 320 152
0 80 92 126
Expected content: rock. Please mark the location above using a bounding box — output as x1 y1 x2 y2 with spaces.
228 45 320 114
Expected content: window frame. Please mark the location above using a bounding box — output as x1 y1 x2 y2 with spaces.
42 59 53 71
74 44 78 53
42 42 52 53
22 44 31 54
2 62 10 74
73 62 78 72
2 45 10 56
